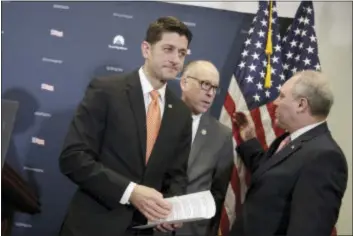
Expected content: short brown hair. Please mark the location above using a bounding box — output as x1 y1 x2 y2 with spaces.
145 16 193 46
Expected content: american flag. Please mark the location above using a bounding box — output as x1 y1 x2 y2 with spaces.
218 1 331 236
281 1 321 79
218 1 285 235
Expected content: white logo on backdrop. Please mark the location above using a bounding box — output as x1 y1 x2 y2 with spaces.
42 57 63 64
106 66 124 72
108 35 128 51
41 83 55 92
113 13 133 19
23 166 44 173
53 4 70 10
34 111 52 117
50 29 64 37
183 21 196 27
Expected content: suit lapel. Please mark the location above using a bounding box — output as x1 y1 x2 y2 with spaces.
126 71 146 166
251 136 301 182
188 115 210 168
251 122 330 183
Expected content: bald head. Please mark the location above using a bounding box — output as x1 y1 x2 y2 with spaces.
182 60 219 79
180 60 220 114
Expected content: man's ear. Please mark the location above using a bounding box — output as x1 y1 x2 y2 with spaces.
180 77 188 91
141 41 150 59
298 97 309 113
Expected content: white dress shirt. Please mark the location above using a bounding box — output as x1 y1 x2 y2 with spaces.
290 120 326 141
119 67 167 205
192 114 202 143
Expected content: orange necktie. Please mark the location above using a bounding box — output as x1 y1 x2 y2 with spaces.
145 90 161 163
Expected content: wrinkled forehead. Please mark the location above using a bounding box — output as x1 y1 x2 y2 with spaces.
187 65 220 84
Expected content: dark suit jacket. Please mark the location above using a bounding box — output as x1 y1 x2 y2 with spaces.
172 114 233 236
58 70 192 236
230 122 348 236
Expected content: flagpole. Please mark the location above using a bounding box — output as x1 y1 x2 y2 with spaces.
265 0 273 88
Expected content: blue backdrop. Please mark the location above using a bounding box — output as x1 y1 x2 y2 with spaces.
2 2 290 235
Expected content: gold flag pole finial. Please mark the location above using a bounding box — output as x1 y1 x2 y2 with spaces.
264 0 273 88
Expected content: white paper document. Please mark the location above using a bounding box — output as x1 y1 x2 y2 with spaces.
133 190 216 229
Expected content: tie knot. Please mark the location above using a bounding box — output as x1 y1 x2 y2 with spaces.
150 90 159 101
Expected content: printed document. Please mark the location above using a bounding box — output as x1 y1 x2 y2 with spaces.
133 190 216 229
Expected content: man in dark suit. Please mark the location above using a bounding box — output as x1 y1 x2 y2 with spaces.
229 70 348 236
156 61 234 236
58 16 193 236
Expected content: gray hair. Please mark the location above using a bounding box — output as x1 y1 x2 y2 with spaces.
291 70 334 117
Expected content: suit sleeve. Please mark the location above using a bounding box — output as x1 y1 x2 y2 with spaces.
287 150 348 236
59 78 130 209
208 130 234 236
236 138 265 173
162 114 192 197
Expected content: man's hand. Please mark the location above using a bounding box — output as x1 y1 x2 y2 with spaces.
155 223 183 233
232 111 256 141
129 185 172 221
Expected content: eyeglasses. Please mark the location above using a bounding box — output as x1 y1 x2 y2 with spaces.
187 76 220 94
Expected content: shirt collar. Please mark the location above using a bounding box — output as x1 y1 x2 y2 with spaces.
192 113 202 121
290 120 326 141
139 67 166 102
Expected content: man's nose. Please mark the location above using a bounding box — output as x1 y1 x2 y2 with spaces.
206 88 215 97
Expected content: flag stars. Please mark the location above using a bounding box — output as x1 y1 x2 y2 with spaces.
252 52 260 60
295 55 300 62
315 63 321 70
248 63 256 72
245 75 254 83
310 34 317 42
265 90 271 98
301 30 307 36
290 39 298 48
272 56 279 63
255 41 262 48
256 82 263 90
241 50 249 57
238 61 246 69
294 28 301 35
258 30 265 38
245 38 251 46
286 51 294 59
298 16 305 24
303 17 310 25
274 44 281 52
276 84 282 91
306 6 313 14
306 46 314 54
291 67 298 74
260 71 265 78
283 63 289 70
254 94 261 102
261 19 267 27
303 57 311 65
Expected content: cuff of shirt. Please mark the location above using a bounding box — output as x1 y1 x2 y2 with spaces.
119 182 136 205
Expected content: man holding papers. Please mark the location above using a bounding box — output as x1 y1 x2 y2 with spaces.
58 16 193 236
157 60 234 236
